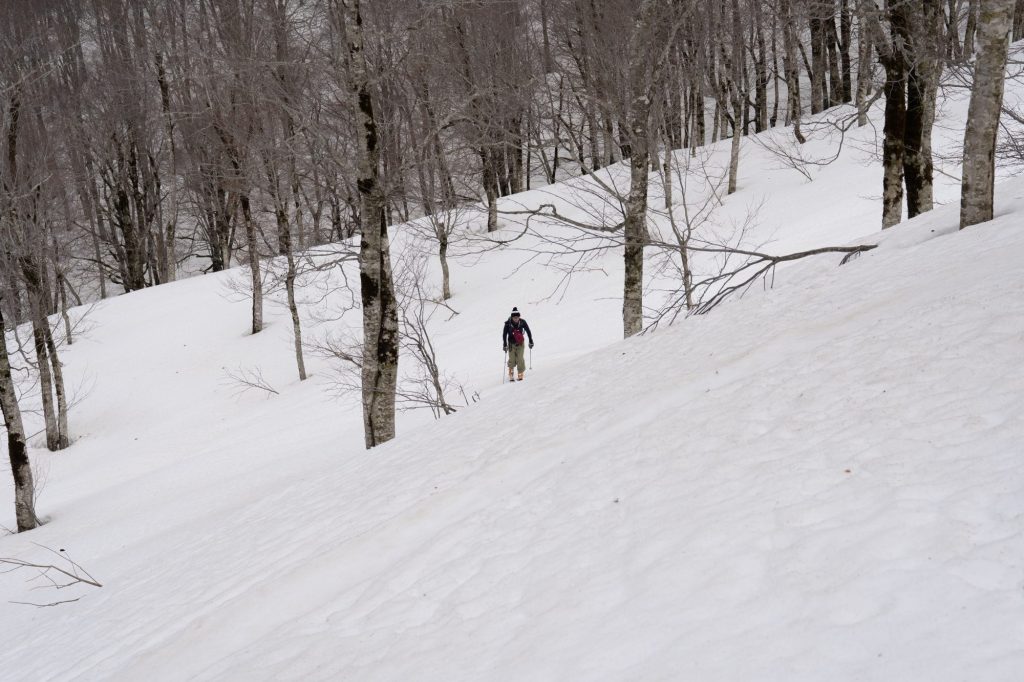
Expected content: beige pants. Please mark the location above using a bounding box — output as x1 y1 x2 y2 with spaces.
507 344 526 373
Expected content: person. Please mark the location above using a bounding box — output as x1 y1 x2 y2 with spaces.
502 306 534 381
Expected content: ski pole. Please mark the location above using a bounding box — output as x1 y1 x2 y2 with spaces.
503 350 508 383
529 345 533 370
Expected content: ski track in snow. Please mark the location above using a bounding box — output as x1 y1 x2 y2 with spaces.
1 77 1023 681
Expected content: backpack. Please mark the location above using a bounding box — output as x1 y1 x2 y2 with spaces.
510 322 525 346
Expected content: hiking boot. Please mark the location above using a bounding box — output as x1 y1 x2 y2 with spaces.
518 372 525 381
508 368 514 380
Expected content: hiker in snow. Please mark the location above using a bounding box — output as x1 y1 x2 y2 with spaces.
502 307 534 381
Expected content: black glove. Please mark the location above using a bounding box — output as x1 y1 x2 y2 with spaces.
502 345 508 352
529 341 534 349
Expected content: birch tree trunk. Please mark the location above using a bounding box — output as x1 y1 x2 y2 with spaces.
31 322 61 450
240 194 263 335
961 0 1014 229
0 300 39 532
728 0 745 195
43 322 70 448
337 0 399 447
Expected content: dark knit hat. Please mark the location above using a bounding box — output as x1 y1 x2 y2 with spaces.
510 306 520 317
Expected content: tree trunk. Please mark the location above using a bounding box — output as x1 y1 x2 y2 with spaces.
286 248 306 381
965 0 981 56
961 0 1014 228
439 233 452 301
839 0 854 102
43 323 70 448
881 61 907 228
339 0 399 448
622 119 648 339
810 7 828 112
0 301 39 532
904 60 938 218
753 0 770 132
240 194 263 335
622 4 657 339
728 0 745 194
856 1 873 126
274 204 306 381
825 11 845 105
782 0 808 143
481 148 499 232
31 321 61 451
864 0 910 228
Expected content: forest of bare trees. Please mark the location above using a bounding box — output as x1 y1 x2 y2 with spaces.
1 0 1020 527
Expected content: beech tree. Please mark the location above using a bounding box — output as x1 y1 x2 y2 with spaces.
331 0 400 448
961 0 1015 228
0 297 38 532
622 0 687 337
861 0 945 228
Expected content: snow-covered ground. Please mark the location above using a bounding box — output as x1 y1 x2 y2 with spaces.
1 75 1023 680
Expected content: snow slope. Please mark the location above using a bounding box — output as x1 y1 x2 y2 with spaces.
1 77 1023 680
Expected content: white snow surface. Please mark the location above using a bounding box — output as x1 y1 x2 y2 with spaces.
2 82 1024 680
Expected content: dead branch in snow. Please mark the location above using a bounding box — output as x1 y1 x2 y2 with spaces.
1 545 102 607
222 366 280 398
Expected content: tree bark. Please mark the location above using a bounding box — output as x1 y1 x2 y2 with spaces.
0 300 39 532
43 322 69 448
839 0 854 102
810 4 828 112
240 194 263 335
31 321 61 451
903 3 941 218
439 233 452 302
961 0 1014 228
856 1 873 126
880 58 907 229
965 0 981 56
782 0 808 143
728 0 745 194
338 0 399 447
863 0 909 228
622 3 657 339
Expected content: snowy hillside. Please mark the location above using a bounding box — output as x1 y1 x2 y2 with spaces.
1 81 1023 680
